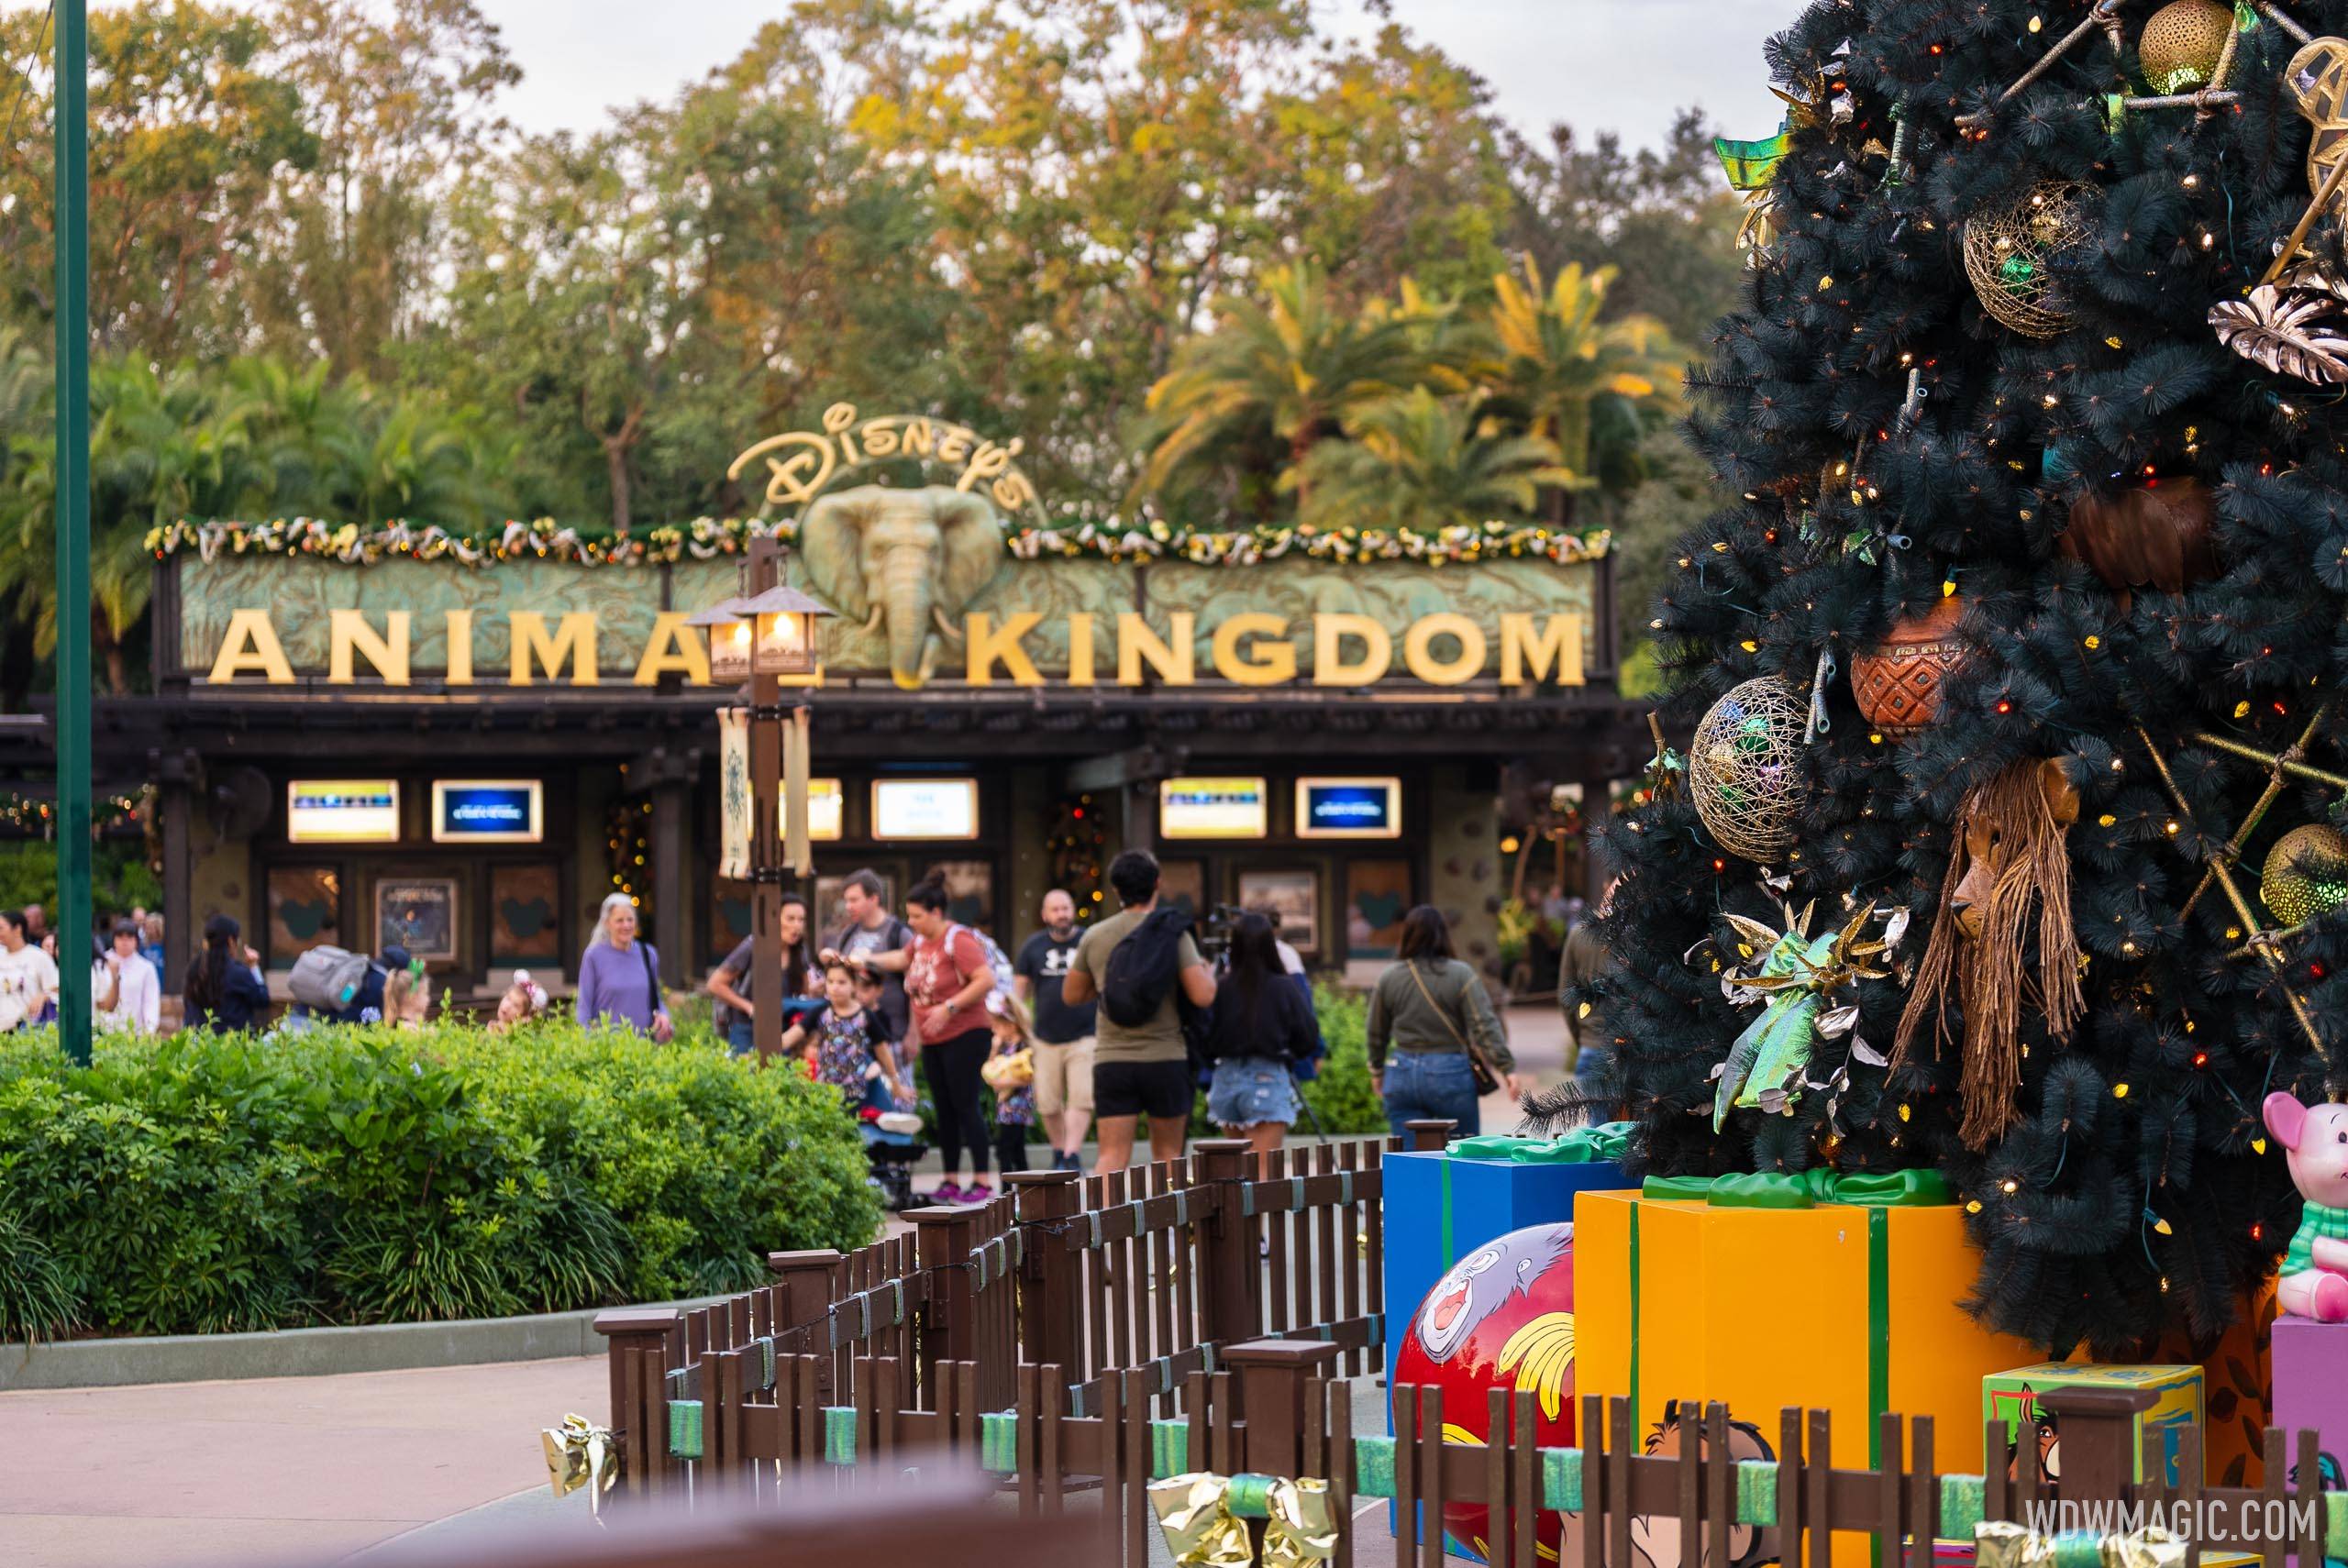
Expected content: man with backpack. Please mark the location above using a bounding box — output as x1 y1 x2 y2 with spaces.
1060 850 1217 1174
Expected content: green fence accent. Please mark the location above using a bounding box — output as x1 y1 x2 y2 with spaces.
1354 1435 1397 1498
1543 1448 1583 1512
981 1411 1020 1474
1734 1459 1778 1526
823 1407 858 1466
1939 1474 1985 1537
1226 1474 1278 1520
2328 1491 2346 1559
668 1400 704 1460
1151 1419 1194 1480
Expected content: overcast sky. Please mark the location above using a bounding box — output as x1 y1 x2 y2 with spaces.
471 0 1788 154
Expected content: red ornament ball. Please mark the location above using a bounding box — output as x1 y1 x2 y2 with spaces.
1394 1224 1578 1561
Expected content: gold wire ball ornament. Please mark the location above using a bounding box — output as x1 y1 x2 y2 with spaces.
1689 677 1813 864
1963 182 2092 338
2260 823 2348 926
2288 37 2348 199
2138 0 2236 94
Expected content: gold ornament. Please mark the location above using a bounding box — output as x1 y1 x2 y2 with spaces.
2260 823 2348 926
2211 269 2348 385
1689 677 1812 864
2137 0 2235 94
1963 182 2091 338
2288 37 2348 200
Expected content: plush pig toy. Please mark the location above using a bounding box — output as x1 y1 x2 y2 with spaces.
2262 1091 2348 1321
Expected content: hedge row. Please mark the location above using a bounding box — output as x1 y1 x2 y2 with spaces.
0 1021 880 1341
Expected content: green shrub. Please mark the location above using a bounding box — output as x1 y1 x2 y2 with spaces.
0 1019 880 1339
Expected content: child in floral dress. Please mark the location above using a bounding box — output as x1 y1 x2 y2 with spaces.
983 990 1039 1175
783 959 909 1112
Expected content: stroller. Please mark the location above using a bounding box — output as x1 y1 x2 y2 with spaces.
851 1066 928 1211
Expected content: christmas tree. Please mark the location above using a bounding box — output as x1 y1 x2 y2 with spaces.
1562 0 2348 1357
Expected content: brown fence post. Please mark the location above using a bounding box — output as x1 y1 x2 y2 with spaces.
1224 1339 1341 1476
594 1308 681 1496
768 1247 846 1401
2038 1387 2157 1507
1405 1119 1456 1153
1192 1138 1258 1353
1008 1169 1085 1378
912 1205 980 1408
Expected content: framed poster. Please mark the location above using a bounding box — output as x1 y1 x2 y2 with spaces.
430 779 543 844
374 878 459 963
266 866 342 968
718 708 752 880
1237 867 1319 955
922 860 993 928
1157 857 1206 920
1158 777 1268 839
1296 777 1402 839
489 864 562 965
1344 859 1412 959
872 778 979 840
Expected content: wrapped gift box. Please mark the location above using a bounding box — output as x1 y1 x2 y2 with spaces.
1577 1174 2036 1565
2271 1316 2348 1485
1982 1363 2202 1485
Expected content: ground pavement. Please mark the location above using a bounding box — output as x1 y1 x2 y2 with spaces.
0 1001 1568 1568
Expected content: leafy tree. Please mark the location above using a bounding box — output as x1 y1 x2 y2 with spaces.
1291 386 1567 533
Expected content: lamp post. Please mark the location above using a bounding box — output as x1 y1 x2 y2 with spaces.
694 543 831 1065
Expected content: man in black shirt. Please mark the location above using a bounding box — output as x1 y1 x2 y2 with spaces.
1013 888 1096 1171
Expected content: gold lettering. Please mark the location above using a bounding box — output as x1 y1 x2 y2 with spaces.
1067 613 1097 686
824 402 861 463
1403 613 1489 685
445 610 475 685
207 609 295 685
1501 613 1585 686
859 417 900 458
1211 613 1295 686
510 612 600 686
1117 612 1195 686
936 426 973 465
327 610 411 684
899 418 935 457
1312 613 1391 686
991 471 1037 513
965 612 1046 686
957 436 1020 492
633 611 713 686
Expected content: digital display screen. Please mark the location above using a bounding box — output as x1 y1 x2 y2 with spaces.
431 780 544 844
1296 777 1402 839
871 778 980 841
287 779 402 844
1159 777 1269 840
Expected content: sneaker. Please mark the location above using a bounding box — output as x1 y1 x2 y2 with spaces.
1056 1151 1081 1173
961 1182 994 1204
876 1111 923 1136
929 1182 965 1205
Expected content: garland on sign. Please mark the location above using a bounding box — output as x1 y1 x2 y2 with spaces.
0 793 147 835
146 513 1611 570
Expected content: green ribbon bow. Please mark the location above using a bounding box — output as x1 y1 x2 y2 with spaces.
540 1412 617 1507
1447 1121 1633 1165
1639 1168 1953 1209
1715 124 1794 192
1147 1473 1338 1568
1713 926 1837 1130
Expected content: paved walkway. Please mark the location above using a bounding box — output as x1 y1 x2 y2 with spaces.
0 1355 605 1568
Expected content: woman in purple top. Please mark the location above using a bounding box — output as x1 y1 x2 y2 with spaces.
576 893 673 1040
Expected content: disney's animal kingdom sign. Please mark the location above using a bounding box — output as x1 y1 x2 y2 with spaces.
726 403 1046 525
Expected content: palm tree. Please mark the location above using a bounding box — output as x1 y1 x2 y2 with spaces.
1133 263 1430 512
1290 386 1571 534
1476 258 1678 520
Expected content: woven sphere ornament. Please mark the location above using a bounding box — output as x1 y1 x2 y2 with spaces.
1963 182 2091 338
2260 823 2348 926
2138 0 2235 94
1689 677 1812 863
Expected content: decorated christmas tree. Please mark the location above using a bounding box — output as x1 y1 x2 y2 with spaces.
1564 0 2348 1357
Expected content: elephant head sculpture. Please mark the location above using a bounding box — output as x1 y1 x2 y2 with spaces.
795 484 1008 688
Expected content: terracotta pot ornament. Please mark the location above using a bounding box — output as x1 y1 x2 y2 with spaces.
1850 596 1968 734
2058 478 2220 597
1891 758 2085 1150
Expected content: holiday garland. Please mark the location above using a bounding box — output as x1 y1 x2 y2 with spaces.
144 513 1611 570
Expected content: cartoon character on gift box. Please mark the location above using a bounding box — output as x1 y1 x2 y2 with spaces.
1993 1386 2062 1486
1395 1224 1773 1568
2262 1092 2348 1322
1629 1404 1777 1568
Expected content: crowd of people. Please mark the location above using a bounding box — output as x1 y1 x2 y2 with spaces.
0 901 172 1036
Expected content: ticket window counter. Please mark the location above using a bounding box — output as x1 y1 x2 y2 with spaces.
702 773 1003 968
1155 775 1420 980
260 777 572 996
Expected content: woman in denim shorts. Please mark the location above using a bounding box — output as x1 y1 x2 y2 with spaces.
1200 913 1319 1158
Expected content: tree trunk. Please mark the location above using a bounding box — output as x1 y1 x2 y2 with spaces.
604 436 634 536
94 607 127 696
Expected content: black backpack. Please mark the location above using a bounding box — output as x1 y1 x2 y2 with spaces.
1100 907 1194 1029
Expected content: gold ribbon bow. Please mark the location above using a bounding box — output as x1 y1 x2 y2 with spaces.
1974 1520 2187 1568
540 1412 617 1507
1147 1473 1338 1568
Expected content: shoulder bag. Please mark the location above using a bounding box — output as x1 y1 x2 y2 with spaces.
1405 958 1502 1097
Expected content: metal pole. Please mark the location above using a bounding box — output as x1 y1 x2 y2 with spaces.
54 0 92 1067
747 539 784 1066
